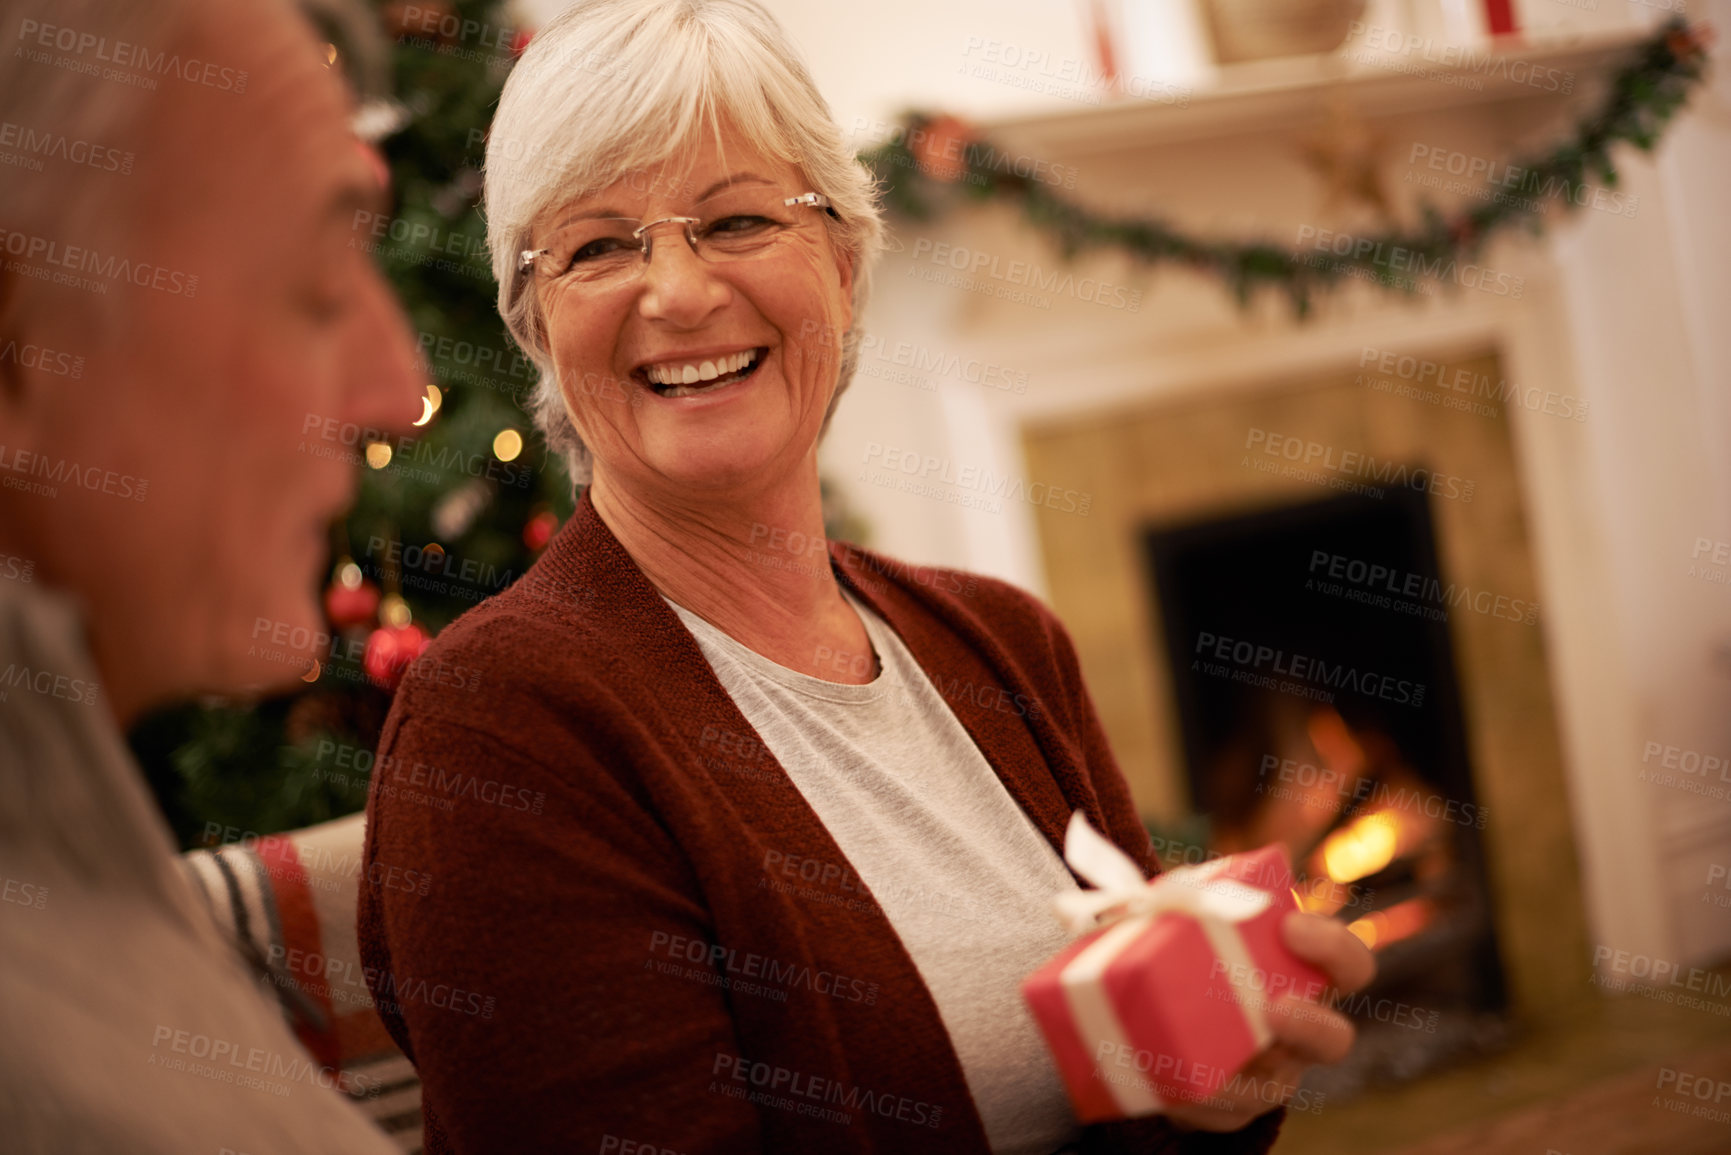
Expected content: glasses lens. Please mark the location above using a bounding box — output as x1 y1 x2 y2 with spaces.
692 192 801 262
539 217 643 282
532 191 815 283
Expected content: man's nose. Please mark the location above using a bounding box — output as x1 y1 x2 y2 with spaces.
344 266 428 435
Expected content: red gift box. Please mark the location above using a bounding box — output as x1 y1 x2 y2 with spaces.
1022 813 1330 1123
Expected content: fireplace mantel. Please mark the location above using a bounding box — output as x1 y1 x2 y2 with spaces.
985 27 1647 155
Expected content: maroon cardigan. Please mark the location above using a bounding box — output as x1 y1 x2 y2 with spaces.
359 492 1283 1155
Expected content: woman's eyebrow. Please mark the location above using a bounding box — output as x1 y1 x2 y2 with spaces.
543 172 777 232
693 171 773 203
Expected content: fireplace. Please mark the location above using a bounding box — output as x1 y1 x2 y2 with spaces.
1011 347 1590 1091
1143 483 1510 1091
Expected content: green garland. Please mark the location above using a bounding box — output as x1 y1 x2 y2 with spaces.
860 18 1711 316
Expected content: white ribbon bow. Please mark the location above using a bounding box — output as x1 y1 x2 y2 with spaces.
1054 810 1273 935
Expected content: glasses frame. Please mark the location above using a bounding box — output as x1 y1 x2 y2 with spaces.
517 191 834 281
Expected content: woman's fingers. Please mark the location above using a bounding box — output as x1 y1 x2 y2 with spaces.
1265 992 1357 1066
1282 910 1377 993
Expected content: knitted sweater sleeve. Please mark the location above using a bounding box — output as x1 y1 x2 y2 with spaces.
358 703 763 1155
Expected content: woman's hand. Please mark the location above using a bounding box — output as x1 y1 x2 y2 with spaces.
1161 911 1377 1133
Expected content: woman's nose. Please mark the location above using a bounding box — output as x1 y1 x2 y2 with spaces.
636 225 730 326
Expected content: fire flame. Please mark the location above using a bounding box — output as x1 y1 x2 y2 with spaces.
1347 897 1436 950
1311 804 1434 885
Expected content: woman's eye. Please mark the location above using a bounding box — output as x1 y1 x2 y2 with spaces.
705 214 774 236
568 237 633 266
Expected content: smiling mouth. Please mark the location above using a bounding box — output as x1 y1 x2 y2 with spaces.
637 347 765 398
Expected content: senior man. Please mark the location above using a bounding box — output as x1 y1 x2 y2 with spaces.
0 0 423 1149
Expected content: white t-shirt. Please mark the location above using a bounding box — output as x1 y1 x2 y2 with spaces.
666 589 1084 1155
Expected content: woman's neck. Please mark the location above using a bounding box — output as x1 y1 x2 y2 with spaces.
587 465 876 683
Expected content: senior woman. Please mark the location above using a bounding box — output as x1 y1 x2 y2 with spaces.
358 1 1373 1152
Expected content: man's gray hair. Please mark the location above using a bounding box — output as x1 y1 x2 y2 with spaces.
484 0 885 486
0 0 189 336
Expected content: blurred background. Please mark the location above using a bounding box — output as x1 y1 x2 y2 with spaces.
137 0 1731 1150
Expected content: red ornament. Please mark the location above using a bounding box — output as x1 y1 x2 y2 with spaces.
324 572 381 629
510 29 534 57
523 508 559 552
912 115 975 184
364 623 429 691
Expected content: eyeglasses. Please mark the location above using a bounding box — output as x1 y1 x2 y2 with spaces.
518 190 834 287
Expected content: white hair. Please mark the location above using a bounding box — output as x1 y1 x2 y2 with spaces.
484 0 884 486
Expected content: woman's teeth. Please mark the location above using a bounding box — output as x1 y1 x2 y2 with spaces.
645 348 760 390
